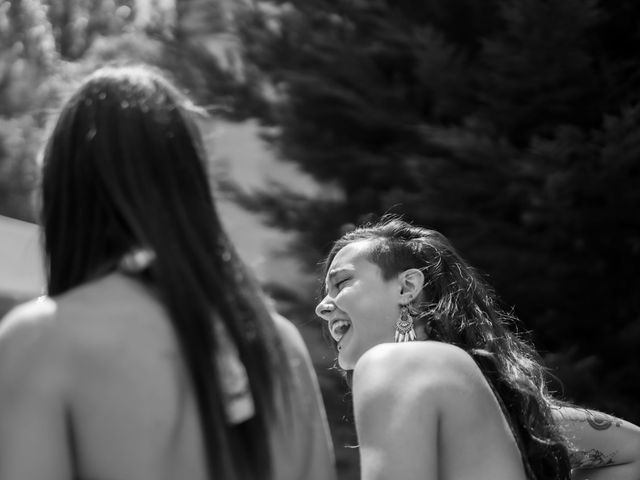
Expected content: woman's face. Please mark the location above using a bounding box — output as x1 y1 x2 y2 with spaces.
315 240 402 370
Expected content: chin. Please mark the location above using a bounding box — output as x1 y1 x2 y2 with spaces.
338 348 364 370
337 349 357 371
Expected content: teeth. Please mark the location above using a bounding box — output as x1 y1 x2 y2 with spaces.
331 320 351 341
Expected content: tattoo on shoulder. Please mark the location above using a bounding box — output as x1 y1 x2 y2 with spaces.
585 410 622 431
570 449 616 468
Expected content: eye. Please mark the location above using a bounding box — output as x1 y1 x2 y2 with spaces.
336 278 350 290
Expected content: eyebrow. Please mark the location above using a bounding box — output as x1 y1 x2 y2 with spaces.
326 267 352 285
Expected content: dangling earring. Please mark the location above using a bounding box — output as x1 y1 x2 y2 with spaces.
395 305 417 342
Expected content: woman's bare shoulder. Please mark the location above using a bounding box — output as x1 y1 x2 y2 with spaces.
0 296 59 354
351 341 494 420
353 342 529 480
0 297 65 392
354 341 480 388
350 342 485 479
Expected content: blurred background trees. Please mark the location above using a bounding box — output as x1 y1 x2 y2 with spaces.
232 0 640 413
230 1 640 473
1 0 639 478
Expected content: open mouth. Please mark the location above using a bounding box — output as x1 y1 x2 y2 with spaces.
330 319 352 343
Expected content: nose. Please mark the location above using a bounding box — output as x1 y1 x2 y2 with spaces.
315 297 336 321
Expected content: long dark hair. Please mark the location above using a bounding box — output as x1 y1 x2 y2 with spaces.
323 217 571 480
40 65 289 480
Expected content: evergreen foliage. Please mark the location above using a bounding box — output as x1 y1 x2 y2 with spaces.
234 0 640 425
2 2 639 477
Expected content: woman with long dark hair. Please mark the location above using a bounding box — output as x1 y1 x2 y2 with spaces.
0 65 336 480
316 217 640 479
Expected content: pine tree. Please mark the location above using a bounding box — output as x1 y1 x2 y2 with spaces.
233 0 640 426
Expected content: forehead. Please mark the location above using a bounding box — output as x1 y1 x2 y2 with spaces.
326 240 375 277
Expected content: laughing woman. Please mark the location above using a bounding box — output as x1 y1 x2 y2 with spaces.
316 218 640 480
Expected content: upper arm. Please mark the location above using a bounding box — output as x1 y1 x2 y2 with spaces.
0 298 72 480
352 343 457 480
273 313 337 480
354 342 534 480
553 405 640 473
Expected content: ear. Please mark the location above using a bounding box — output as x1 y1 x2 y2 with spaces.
398 268 424 304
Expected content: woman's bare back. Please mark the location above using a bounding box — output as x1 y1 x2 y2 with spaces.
48 273 207 480
0 272 336 480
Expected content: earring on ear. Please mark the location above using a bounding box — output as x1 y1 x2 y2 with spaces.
395 304 417 342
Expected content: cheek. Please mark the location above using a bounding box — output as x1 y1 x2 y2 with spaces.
342 288 397 330
335 286 375 318
334 277 399 321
